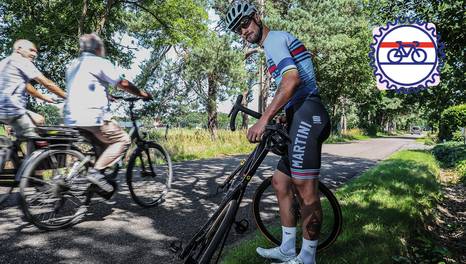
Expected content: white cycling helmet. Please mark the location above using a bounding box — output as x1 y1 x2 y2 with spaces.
225 1 257 31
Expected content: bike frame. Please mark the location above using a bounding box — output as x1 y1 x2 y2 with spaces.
394 41 420 57
179 95 285 263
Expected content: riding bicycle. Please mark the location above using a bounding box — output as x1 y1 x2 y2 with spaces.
387 41 428 63
171 95 342 264
0 100 71 206
18 96 173 230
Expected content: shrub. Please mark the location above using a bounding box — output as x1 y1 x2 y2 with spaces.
432 142 466 168
439 104 466 141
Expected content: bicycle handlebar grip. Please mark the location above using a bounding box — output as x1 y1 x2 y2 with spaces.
229 95 243 131
235 95 243 106
229 107 239 132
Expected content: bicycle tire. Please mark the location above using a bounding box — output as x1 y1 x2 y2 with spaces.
252 176 342 252
198 200 238 264
126 141 173 207
19 148 90 230
0 184 13 206
0 148 20 206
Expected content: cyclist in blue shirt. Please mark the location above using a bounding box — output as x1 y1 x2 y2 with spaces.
225 2 331 264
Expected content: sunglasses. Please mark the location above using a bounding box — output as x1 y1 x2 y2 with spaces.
234 16 253 34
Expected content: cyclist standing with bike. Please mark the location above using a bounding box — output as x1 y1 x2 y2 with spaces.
64 33 152 193
0 39 67 138
225 2 330 264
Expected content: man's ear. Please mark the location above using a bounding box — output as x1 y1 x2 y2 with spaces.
254 12 261 21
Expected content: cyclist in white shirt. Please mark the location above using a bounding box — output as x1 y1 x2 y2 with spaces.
64 33 152 193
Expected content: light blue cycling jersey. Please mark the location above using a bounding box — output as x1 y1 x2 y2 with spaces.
263 31 318 109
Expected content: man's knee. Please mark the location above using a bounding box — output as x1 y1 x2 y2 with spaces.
292 178 319 203
272 170 292 195
122 133 131 147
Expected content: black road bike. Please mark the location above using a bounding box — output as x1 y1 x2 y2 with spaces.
18 97 173 230
172 95 342 264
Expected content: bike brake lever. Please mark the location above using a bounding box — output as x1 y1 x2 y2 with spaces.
276 127 291 143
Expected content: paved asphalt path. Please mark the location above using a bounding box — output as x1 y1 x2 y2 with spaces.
0 136 425 264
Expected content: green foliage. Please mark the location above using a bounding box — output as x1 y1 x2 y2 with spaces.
222 151 442 263
432 142 466 168
182 31 248 132
0 0 208 113
439 104 466 141
265 0 374 131
30 103 62 125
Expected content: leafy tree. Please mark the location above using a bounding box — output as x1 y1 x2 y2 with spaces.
182 32 248 139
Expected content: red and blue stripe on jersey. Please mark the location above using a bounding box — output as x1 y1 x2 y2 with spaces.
264 31 318 109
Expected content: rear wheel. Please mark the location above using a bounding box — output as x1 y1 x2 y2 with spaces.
253 177 342 252
19 149 90 230
0 144 19 206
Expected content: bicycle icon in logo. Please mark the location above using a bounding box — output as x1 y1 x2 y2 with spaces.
369 18 445 93
387 41 427 64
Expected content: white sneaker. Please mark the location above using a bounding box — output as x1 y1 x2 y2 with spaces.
256 246 296 262
86 169 114 193
272 256 305 264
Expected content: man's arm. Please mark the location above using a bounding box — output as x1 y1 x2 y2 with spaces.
25 83 54 103
34 75 67 99
117 79 152 99
261 69 300 122
247 69 300 142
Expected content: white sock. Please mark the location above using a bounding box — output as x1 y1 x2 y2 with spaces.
279 226 296 256
298 238 317 264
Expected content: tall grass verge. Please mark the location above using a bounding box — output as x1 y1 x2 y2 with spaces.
147 128 255 162
326 128 371 143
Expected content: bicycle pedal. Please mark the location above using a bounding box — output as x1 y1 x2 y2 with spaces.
234 219 249 234
169 240 182 253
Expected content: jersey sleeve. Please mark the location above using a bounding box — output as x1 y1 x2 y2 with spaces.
17 58 42 81
99 59 124 86
264 32 298 77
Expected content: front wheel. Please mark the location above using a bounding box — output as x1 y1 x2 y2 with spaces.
126 142 173 207
253 177 342 252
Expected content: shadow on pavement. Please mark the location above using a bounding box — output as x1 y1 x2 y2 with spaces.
0 152 377 264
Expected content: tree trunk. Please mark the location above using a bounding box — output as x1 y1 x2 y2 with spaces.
78 0 88 37
241 89 249 129
207 74 218 140
96 0 115 34
258 62 265 113
257 0 268 114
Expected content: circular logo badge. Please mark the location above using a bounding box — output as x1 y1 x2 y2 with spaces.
369 18 445 94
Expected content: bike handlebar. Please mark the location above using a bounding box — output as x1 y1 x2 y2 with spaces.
228 95 262 131
111 95 152 102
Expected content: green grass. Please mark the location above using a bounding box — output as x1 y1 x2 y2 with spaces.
221 150 442 264
326 128 372 143
415 137 436 146
147 128 255 162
